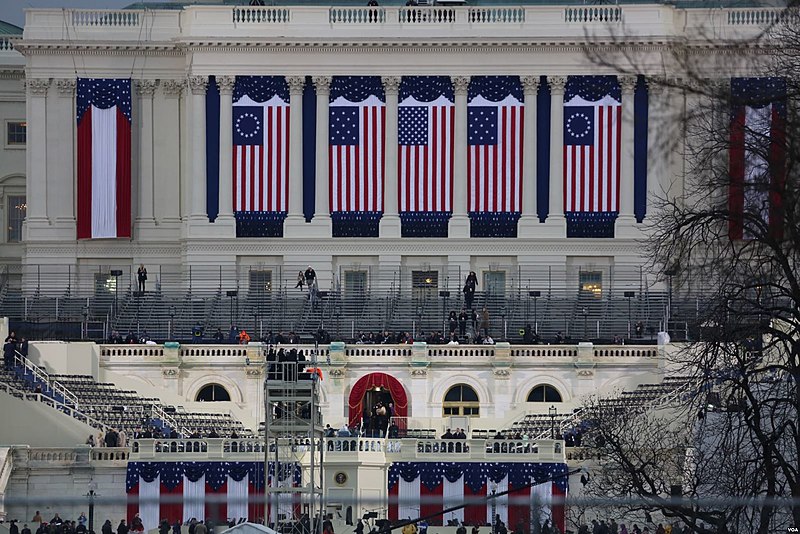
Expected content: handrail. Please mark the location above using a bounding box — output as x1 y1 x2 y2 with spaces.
150 403 189 438
0 381 110 432
13 351 79 407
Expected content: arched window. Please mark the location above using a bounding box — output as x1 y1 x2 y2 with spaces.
443 384 480 417
196 384 231 402
527 385 562 403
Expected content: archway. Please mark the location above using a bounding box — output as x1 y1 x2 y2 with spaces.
196 383 231 402
347 372 408 428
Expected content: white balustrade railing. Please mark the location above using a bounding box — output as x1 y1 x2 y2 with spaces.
399 7 456 24
468 7 525 24
726 8 797 26
71 10 141 27
564 6 622 23
330 7 386 25
325 436 384 453
0 38 14 52
386 438 565 461
233 7 291 24
90 447 130 462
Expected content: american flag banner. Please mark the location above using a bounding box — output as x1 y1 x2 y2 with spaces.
126 461 300 530
76 78 132 239
232 76 290 213
398 76 455 213
329 76 385 213
467 76 524 214
388 462 568 532
563 76 621 214
729 77 786 240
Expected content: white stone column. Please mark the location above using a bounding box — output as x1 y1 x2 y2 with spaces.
215 75 236 234
52 79 76 237
380 75 401 238
136 80 157 237
615 75 639 237
187 75 208 232
518 75 540 234
645 77 665 218
309 76 332 236
541 75 566 236
668 77 686 205
284 75 306 236
448 75 470 238
156 80 184 228
25 78 50 233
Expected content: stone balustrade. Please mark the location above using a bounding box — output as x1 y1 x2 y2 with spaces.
20 5 786 44
386 438 565 462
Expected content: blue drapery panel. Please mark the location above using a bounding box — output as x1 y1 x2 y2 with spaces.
633 75 648 223
400 212 451 237
469 212 521 238
566 212 616 238
206 76 221 221
537 76 551 223
235 212 285 237
331 211 381 237
303 76 316 222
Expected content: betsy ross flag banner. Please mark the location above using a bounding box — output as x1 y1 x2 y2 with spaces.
76 78 132 239
388 462 568 532
329 76 385 213
563 76 621 214
232 76 290 213
729 77 786 240
398 76 455 213
467 76 524 214
126 462 300 531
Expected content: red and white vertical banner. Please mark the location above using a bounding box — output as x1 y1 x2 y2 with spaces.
76 78 132 239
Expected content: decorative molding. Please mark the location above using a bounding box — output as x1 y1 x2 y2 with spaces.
451 76 470 95
576 369 594 377
160 79 184 97
328 367 346 378
188 75 208 95
547 75 567 94
312 76 332 96
410 367 427 377
520 75 541 95
161 367 179 377
0 69 25 80
55 78 76 96
245 368 264 377
217 75 236 95
493 368 511 378
381 76 401 95
136 79 157 97
618 75 638 94
25 78 50 97
645 76 667 96
286 75 305 94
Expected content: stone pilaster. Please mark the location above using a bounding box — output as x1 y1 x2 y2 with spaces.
379 75 402 238
519 75 540 234
448 75 470 238
541 75 566 236
284 75 306 236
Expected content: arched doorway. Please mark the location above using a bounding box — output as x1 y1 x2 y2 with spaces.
347 372 408 429
196 383 231 402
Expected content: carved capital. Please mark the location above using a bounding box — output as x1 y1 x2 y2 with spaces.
217 75 236 96
25 78 50 97
161 79 184 97
245 367 264 378
381 76 401 95
55 78 76 97
521 75 541 95
645 76 667 96
618 75 638 94
328 367 346 379
451 76 470 96
188 75 208 95
312 76 332 96
286 76 305 95
136 79 157 97
547 76 567 95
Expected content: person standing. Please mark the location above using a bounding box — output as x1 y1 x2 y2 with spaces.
480 307 490 336
137 264 148 293
116 521 128 534
304 266 317 288
295 271 305 290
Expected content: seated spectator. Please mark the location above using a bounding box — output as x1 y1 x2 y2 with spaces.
213 328 225 343
337 423 351 437
238 330 251 345
125 330 138 344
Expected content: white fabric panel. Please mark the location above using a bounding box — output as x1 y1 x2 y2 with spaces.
91 105 118 238
443 475 464 525
398 475 420 522
139 475 160 533
228 474 249 523
531 482 553 527
487 475 509 526
183 475 206 522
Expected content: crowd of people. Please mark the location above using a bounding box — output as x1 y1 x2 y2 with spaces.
578 519 693 534
3 330 28 369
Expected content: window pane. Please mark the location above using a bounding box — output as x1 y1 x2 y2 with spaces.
7 195 26 243
7 122 26 145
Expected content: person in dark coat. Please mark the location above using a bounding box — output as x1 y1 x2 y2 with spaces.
101 521 113 534
116 521 129 534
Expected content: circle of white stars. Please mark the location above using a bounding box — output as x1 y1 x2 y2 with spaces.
236 112 261 138
566 112 590 139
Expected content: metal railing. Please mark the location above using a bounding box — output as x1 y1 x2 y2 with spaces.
13 352 79 406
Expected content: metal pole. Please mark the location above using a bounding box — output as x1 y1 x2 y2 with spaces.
88 490 95 534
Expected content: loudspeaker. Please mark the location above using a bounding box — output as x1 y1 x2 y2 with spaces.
110 270 123 277
439 291 450 298
529 291 541 297
624 291 635 298
226 290 238 297
112 406 125 412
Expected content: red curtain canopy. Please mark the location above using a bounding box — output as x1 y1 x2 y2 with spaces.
348 372 408 428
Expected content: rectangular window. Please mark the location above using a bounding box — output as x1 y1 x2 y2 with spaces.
6 121 26 146
579 270 603 297
6 195 25 242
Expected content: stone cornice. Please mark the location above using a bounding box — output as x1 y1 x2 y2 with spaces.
0 69 25 80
